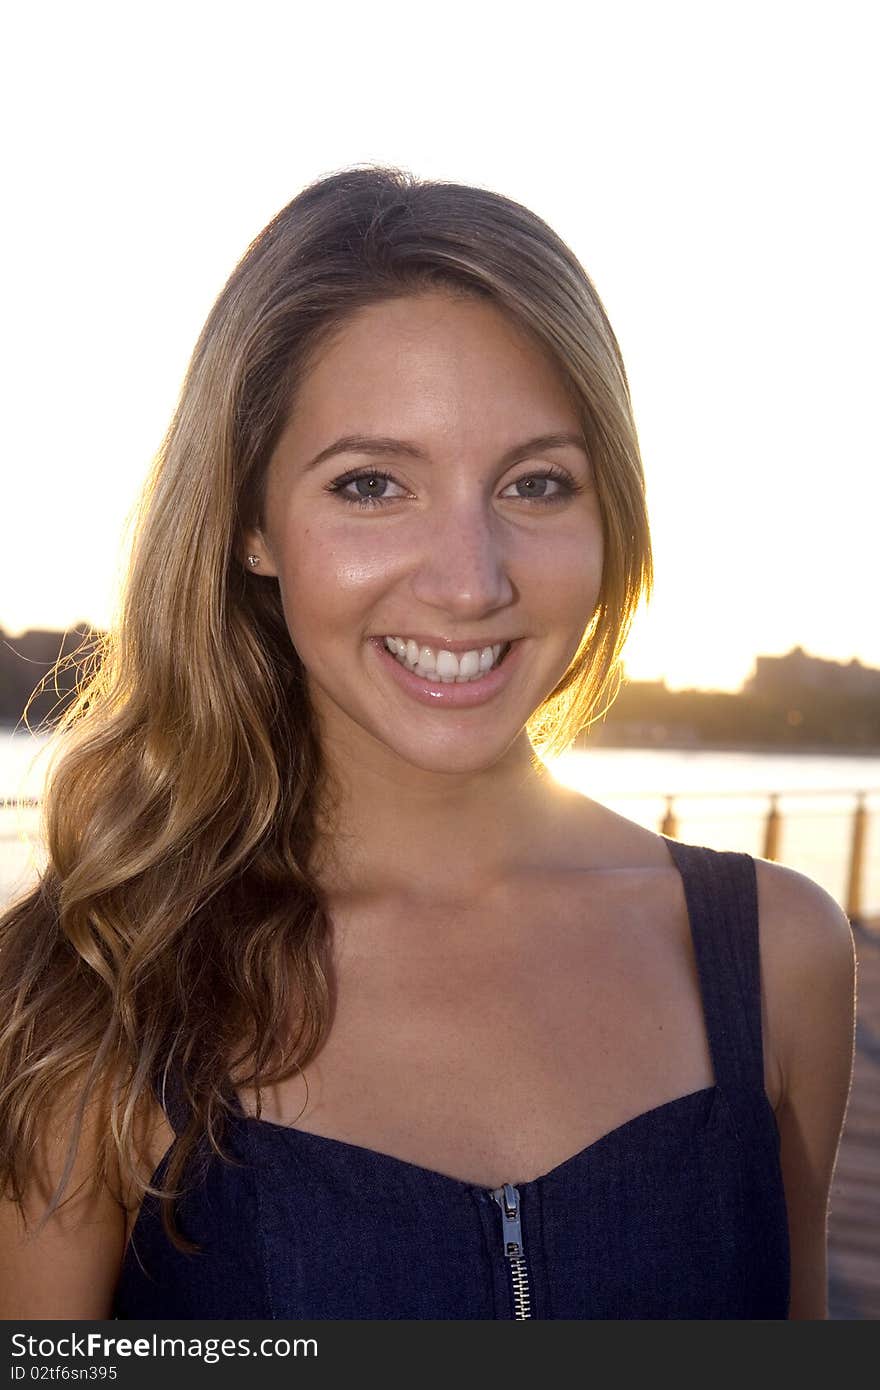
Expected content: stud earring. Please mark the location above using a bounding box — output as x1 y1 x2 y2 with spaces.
247 554 260 568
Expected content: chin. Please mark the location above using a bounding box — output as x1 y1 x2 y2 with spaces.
376 730 523 777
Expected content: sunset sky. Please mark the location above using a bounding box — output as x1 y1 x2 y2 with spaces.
2 1 876 693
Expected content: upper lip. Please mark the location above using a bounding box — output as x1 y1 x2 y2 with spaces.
374 634 517 653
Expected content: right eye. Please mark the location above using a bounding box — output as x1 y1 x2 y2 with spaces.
325 469 406 508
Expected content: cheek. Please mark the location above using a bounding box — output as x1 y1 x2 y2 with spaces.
275 526 397 631
531 529 604 605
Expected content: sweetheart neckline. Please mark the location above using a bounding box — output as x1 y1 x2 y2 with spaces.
231 1083 728 1191
123 1083 780 1270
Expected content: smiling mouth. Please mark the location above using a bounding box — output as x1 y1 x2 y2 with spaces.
380 636 515 682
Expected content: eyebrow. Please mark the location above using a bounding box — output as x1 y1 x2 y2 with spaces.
303 431 589 473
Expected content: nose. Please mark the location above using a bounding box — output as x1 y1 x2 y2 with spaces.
407 498 516 618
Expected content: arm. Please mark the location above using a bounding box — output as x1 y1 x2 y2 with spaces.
0 1077 128 1319
755 858 857 1320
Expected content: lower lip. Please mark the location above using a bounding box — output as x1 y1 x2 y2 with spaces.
368 638 523 708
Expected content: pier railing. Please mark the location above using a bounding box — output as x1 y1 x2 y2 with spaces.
627 786 878 922
2 788 878 921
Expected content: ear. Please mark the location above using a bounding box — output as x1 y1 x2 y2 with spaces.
239 526 279 578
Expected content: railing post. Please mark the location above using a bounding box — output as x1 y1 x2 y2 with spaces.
763 793 782 862
846 792 868 922
661 795 678 838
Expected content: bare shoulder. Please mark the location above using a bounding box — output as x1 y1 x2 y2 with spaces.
548 791 678 871
0 1069 176 1319
0 1073 126 1319
751 856 857 1319
752 853 856 949
751 856 856 1105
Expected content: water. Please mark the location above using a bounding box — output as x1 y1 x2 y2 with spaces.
551 745 880 913
2 727 879 914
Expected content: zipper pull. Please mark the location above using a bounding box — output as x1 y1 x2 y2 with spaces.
492 1182 524 1257
491 1182 533 1319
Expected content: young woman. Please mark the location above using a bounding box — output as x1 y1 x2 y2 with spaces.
0 166 855 1320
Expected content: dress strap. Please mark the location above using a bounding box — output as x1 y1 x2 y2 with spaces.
661 836 767 1113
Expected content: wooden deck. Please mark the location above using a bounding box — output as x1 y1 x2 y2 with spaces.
828 913 880 1319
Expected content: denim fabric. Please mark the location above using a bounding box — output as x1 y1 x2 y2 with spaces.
113 837 791 1319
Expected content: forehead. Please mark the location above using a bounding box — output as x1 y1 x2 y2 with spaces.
289 291 578 429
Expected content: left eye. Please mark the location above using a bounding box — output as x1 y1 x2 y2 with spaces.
509 473 571 500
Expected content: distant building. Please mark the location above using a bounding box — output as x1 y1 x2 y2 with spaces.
745 645 880 701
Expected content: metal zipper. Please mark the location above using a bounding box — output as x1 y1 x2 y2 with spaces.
491 1182 533 1319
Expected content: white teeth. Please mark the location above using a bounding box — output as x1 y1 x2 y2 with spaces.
382 636 508 682
456 650 481 679
436 649 460 679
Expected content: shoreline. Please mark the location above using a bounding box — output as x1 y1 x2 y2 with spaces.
579 738 880 758
2 721 880 760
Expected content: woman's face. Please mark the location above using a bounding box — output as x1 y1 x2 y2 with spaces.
245 290 604 776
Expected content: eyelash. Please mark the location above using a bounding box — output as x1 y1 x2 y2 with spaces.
325 464 584 509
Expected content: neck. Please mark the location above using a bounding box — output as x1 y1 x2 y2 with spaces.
309 733 578 905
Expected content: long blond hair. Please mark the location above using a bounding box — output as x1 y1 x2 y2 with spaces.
0 164 653 1253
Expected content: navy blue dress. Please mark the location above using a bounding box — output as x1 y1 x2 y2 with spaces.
112 837 791 1319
